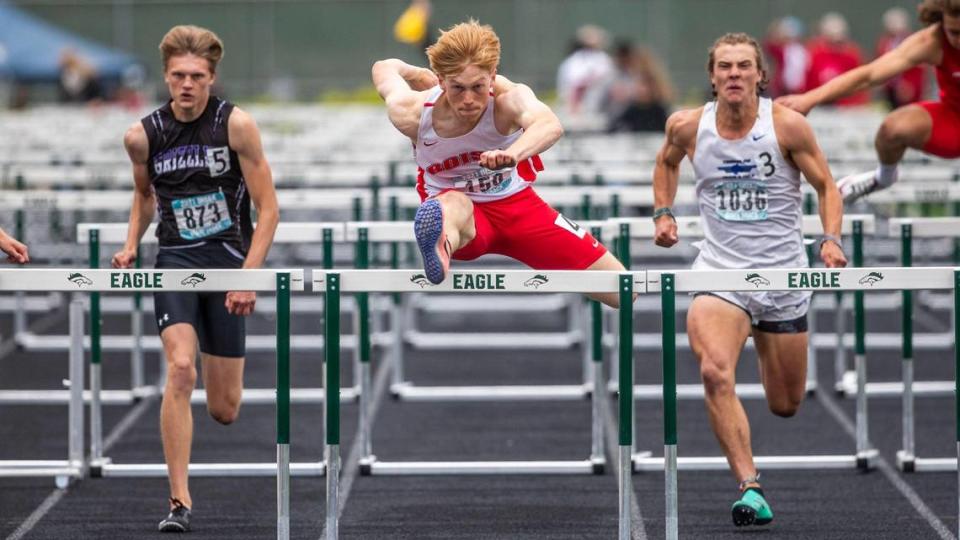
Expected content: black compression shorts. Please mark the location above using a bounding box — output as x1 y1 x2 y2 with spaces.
153 241 246 358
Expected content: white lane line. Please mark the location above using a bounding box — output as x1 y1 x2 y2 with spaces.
816 388 955 540
5 489 68 540
320 357 391 539
601 389 647 540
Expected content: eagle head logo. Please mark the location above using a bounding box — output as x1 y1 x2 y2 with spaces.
524 274 549 289
67 273 93 287
410 273 430 288
858 271 884 286
744 273 770 288
181 273 206 287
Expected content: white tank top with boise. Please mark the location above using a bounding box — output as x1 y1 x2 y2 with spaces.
691 97 806 270
414 86 533 202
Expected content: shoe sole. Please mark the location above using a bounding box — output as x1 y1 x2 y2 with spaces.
732 503 772 527
158 522 188 533
732 504 756 527
414 199 448 284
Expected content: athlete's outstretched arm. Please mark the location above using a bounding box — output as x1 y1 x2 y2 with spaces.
652 109 698 248
372 59 435 140
112 122 154 269
481 81 563 170
777 26 939 114
775 106 847 268
228 107 278 316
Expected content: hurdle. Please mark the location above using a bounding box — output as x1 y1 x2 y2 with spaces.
644 266 958 540
315 269 637 506
605 214 875 400
635 266 887 478
338 220 600 401
887 218 960 472
0 222 371 406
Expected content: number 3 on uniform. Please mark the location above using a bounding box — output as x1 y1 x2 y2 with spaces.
554 213 587 239
206 146 231 177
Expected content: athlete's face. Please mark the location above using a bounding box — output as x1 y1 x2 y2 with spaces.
944 14 960 50
439 65 495 122
710 44 763 105
164 54 215 112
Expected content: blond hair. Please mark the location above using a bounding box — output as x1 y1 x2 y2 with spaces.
159 25 224 73
706 32 769 96
426 20 500 77
918 0 960 25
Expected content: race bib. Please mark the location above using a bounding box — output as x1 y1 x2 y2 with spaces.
172 190 233 240
453 168 512 194
714 180 768 221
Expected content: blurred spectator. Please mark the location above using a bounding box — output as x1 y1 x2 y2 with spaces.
113 63 147 111
557 24 615 118
604 41 672 132
394 0 434 63
764 16 809 97
57 48 103 104
876 7 927 109
805 13 869 106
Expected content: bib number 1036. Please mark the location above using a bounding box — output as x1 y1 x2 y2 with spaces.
715 180 768 221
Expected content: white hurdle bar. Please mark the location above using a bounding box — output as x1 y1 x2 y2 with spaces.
646 266 959 540
605 214 875 401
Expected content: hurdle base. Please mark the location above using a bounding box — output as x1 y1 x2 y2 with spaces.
896 450 916 472
903 457 957 472
191 386 360 405
89 457 112 478
389 382 590 401
611 381 816 400
99 461 326 477
590 456 605 475
837 371 954 397
632 454 864 471
856 449 879 470
362 459 600 475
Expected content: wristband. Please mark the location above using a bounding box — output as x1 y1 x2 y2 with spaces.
819 234 842 251
652 207 675 222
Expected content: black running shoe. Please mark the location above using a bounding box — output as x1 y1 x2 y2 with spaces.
158 498 191 533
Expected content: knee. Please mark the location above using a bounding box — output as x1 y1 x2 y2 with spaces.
208 392 241 425
165 356 196 395
876 116 910 146
768 398 801 418
699 357 735 395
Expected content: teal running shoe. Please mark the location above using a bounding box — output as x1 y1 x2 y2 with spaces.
731 488 773 527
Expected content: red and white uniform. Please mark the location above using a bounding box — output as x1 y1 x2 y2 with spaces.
414 86 543 202
917 24 960 158
412 86 605 270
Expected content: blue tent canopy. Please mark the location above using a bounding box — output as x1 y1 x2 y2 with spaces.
0 2 138 82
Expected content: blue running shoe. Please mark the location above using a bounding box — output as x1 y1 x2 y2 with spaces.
731 488 773 527
414 199 450 284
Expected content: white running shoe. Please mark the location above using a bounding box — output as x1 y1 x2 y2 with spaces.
835 171 880 203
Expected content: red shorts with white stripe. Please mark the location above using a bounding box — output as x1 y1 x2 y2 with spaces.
919 101 960 158
450 187 607 270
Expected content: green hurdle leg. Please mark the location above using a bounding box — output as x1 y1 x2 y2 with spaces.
355 229 375 472
589 225 605 473
954 270 960 540
276 273 291 540
898 224 916 471
324 273 341 540
662 274 678 540
89 229 104 472
618 273 634 540
853 220 873 469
